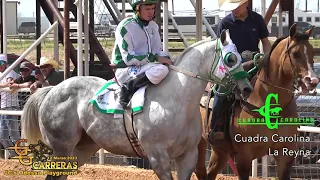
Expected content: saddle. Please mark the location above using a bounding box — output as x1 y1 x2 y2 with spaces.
90 81 148 158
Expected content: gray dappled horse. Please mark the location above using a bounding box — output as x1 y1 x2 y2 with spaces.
21 29 252 180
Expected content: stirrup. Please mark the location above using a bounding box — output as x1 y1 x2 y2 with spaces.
119 86 131 107
119 95 130 107
207 130 225 143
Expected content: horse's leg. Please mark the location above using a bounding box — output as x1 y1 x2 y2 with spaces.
273 148 295 180
207 148 229 180
146 147 174 180
234 153 252 180
72 133 100 167
175 146 199 180
45 140 96 180
43 125 82 180
44 149 73 180
194 136 208 180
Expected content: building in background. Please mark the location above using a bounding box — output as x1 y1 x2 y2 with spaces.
0 0 19 35
268 9 320 38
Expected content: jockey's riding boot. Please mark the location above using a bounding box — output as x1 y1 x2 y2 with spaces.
119 72 151 107
207 129 225 144
207 92 227 143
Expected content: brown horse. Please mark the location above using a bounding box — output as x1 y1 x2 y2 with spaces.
195 24 320 180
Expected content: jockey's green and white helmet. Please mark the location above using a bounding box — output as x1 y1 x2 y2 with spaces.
131 0 157 11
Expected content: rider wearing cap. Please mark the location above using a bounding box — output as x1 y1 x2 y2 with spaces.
207 0 271 143
112 0 173 107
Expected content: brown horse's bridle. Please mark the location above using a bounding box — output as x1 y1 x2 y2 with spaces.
238 37 306 119
258 36 306 94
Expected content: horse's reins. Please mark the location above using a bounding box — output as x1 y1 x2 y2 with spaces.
168 64 217 84
239 37 305 118
168 39 232 89
257 37 302 94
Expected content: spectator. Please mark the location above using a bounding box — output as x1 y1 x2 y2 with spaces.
10 61 36 89
0 54 20 157
9 61 36 108
30 57 63 93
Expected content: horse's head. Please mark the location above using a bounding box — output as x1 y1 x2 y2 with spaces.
283 24 319 94
210 29 253 99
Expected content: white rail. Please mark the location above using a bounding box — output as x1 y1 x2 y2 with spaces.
2 0 7 56
163 1 169 52
298 126 320 133
84 0 89 76
54 0 59 62
0 21 59 81
75 0 83 76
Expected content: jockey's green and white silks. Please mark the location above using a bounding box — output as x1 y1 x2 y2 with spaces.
112 14 170 68
210 38 249 84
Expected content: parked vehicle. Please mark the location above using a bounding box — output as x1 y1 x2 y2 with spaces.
18 22 36 35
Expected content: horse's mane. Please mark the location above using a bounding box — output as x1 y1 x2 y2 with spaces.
257 36 287 78
173 38 216 65
258 33 310 79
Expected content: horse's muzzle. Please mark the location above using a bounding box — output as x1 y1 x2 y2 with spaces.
302 76 320 90
242 87 253 99
236 79 253 100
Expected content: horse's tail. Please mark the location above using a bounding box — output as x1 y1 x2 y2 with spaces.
21 86 54 144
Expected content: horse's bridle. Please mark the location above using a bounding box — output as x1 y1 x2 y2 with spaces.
258 36 304 94
169 38 249 89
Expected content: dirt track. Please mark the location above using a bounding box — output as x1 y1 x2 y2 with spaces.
0 159 271 180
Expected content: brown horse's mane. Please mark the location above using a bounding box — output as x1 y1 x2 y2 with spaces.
257 33 310 79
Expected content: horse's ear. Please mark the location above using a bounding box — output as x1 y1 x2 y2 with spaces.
289 23 297 38
305 26 314 37
220 29 231 46
220 29 227 45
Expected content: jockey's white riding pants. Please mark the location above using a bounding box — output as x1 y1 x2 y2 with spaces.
115 63 169 85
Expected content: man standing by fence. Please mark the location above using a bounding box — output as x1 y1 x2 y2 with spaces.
0 54 20 157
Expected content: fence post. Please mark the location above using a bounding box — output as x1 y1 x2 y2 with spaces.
99 149 104 164
4 149 9 160
252 158 258 177
262 155 268 177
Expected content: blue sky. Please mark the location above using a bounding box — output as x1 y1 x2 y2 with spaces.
17 0 319 17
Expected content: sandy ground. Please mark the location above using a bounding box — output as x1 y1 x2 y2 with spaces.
0 159 273 180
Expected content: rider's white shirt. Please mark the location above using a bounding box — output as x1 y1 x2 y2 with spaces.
112 15 170 68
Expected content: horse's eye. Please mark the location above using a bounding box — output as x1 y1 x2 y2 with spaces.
224 53 237 67
293 51 300 58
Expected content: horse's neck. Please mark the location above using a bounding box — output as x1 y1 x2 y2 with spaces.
169 50 208 102
249 57 294 106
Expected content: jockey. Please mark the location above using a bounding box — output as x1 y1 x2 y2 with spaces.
207 0 271 143
112 0 173 107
